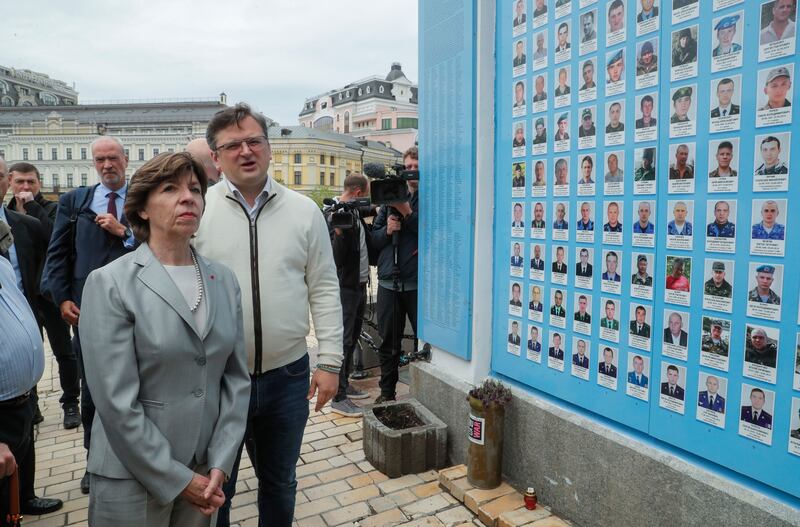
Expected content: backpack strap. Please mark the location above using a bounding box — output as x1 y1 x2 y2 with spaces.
68 185 96 262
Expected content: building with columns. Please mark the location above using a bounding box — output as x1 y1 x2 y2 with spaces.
298 63 418 153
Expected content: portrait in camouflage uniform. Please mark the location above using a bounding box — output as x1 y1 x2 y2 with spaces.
701 317 730 357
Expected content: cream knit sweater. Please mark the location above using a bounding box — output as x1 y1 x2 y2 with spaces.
194 180 343 373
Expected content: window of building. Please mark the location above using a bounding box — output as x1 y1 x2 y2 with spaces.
167 148 174 153
319 154 325 164
344 111 350 134
81 174 88 186
37 148 43 160
329 173 335 186
138 149 145 161
274 170 282 181
338 94 342 101
51 148 58 160
346 90 350 97
321 102 327 109
382 118 392 130
274 154 283 163
22 148 28 161
66 148 72 160
67 174 74 187
379 85 385 94
153 148 159 156
0 150 4 159
329 155 335 165
294 171 302 185
81 147 87 160
397 118 419 129
319 174 325 185
358 88 363 96
366 86 371 94
294 153 301 164
52 174 60 188
124 148 130 158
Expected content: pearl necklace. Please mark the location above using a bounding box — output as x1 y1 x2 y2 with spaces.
190 250 204 313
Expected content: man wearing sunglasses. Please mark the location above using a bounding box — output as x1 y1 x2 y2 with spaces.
195 103 342 526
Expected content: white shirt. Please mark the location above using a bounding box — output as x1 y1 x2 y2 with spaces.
669 332 682 346
0 206 23 292
225 177 273 221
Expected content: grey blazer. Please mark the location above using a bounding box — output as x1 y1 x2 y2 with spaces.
79 243 250 504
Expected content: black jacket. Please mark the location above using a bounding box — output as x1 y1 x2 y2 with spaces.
370 192 419 284
7 193 58 239
324 202 376 290
4 207 48 310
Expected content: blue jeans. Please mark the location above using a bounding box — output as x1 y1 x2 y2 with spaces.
217 354 310 527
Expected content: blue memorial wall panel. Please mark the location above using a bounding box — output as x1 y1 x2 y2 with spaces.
492 0 800 499
418 0 477 359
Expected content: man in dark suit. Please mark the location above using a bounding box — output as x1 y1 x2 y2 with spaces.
741 388 772 429
552 246 567 274
697 375 725 413
629 305 651 338
0 159 65 516
661 365 685 400
550 290 566 317
513 0 527 27
548 333 564 360
7 162 80 430
663 312 688 347
530 244 545 271
528 327 541 355
508 321 522 345
41 137 137 494
511 243 523 267
572 339 589 368
627 355 648 387
574 294 591 323
710 78 740 118
575 248 592 277
599 347 617 377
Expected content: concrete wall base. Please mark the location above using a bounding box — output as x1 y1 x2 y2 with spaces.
411 362 800 527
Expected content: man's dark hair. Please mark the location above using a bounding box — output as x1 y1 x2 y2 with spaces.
610 101 622 111
750 387 765 397
579 294 587 301
640 95 654 109
604 347 613 356
605 299 615 308
717 77 734 88
512 283 521 291
125 152 208 242
558 22 568 32
583 60 594 72
718 141 733 151
667 364 679 374
761 135 781 149
585 11 595 22
582 155 594 168
610 0 624 10
343 172 368 193
206 102 270 151
8 162 41 181
636 305 646 315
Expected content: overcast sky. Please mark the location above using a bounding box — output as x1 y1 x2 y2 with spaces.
6 1 418 125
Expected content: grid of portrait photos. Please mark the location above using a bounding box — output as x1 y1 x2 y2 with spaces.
503 0 800 465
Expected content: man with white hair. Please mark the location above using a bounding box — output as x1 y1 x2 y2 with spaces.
42 135 138 494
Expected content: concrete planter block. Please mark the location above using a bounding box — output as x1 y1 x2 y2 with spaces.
363 398 448 478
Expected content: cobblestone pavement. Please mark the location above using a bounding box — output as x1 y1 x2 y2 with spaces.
22 347 487 527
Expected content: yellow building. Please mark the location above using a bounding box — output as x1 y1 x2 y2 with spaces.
267 125 402 193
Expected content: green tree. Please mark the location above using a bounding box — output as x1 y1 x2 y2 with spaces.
308 186 337 209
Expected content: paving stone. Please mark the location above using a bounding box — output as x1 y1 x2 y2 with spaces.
297 475 322 490
296 515 326 527
317 464 361 483
369 495 398 513
335 484 381 506
412 481 444 498
304 480 351 501
301 446 342 463
294 496 339 520
296 460 334 478
398 517 445 527
497 506 552 527
464 483 516 514
527 518 571 527
436 505 477 525
359 507 408 527
439 465 468 488
346 473 373 489
477 493 524 527
401 493 453 517
450 478 475 502
387 489 419 507
231 504 259 522
310 435 351 450
321 501 370 525
378 474 424 494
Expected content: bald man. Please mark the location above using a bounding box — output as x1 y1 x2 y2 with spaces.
186 137 222 184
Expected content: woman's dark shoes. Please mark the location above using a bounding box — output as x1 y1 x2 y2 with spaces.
21 496 63 516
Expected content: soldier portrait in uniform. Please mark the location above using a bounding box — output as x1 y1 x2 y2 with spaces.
533 74 548 103
513 40 527 69
667 201 693 236
602 251 621 282
606 101 625 134
638 0 659 23
631 254 653 286
599 346 618 378
510 282 523 308
580 10 597 44
551 289 566 318
747 264 781 305
533 160 546 187
670 86 693 123
580 60 596 92
509 320 522 345
634 147 656 181
740 386 773 429
533 31 548 62
608 0 626 34
712 14 743 58
636 39 658 76
533 118 547 146
512 202 525 228
698 374 726 413
671 27 698 67
555 68 571 97
531 202 546 229
633 201 654 234
513 123 526 151
629 305 651 338
701 318 729 357
513 0 527 27
548 332 565 361
745 325 779 368
704 261 733 298
513 81 526 111
530 285 544 312
555 21 571 54
573 339 590 368
530 245 545 273
754 136 790 180
706 201 735 238
600 299 620 331
603 202 623 233
534 0 548 19
669 144 694 180
574 293 592 323
555 113 570 141
757 65 793 112
606 49 625 86
512 162 526 189
660 364 685 401
751 200 786 241
552 246 567 274
708 140 738 179
579 109 596 139
577 201 595 231
527 326 541 355
627 355 649 388
605 152 624 183
711 78 741 118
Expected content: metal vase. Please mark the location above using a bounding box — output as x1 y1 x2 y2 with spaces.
467 396 505 489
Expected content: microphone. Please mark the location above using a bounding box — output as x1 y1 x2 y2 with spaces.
363 163 386 179
322 198 336 206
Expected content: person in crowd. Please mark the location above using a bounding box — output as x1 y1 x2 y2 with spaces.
186 138 222 185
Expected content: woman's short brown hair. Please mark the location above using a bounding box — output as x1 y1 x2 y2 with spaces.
124 152 208 242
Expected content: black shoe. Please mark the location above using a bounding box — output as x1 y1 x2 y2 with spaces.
21 496 63 515
80 471 90 494
374 394 396 404
63 404 81 429
32 405 44 425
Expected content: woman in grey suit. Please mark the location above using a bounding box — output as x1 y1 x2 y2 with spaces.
79 152 250 526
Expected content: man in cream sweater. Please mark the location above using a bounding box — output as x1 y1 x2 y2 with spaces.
194 103 343 527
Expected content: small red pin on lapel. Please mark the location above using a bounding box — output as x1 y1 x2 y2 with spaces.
210 275 215 280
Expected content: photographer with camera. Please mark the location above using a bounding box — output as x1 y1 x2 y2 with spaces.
323 173 375 417
369 146 419 403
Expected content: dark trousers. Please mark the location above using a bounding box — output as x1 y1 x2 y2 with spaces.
334 284 366 402
377 286 418 398
37 299 79 408
73 327 95 452
0 396 35 526
217 354 310 527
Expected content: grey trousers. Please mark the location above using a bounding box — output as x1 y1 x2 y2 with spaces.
89 473 217 527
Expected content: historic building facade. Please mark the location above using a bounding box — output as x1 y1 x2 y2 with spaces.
298 63 418 153
0 66 78 107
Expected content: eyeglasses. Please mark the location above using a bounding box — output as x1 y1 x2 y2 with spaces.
215 136 269 154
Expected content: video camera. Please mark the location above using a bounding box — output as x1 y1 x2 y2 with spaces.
363 163 420 206
323 197 371 229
